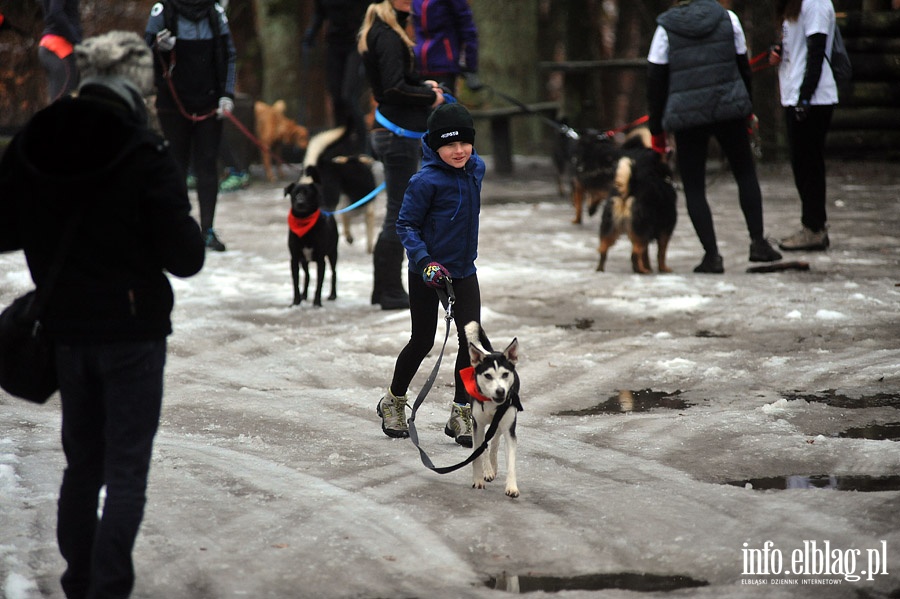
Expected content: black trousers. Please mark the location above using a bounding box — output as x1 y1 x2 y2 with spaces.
55 340 166 599
158 111 223 232
390 272 481 405
675 118 765 256
784 105 834 232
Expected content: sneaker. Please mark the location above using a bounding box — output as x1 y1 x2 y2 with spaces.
377 390 409 438
693 253 724 274
778 227 830 251
204 229 227 252
749 238 782 262
219 170 250 193
444 403 473 448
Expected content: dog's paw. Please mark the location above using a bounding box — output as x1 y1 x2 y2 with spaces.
505 486 520 498
472 480 486 490
483 470 496 483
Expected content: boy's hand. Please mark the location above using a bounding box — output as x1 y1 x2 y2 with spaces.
422 262 450 289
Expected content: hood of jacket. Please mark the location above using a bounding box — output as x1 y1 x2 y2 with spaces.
657 0 725 40
13 92 150 198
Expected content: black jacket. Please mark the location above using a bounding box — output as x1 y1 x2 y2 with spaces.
362 12 436 134
0 89 205 344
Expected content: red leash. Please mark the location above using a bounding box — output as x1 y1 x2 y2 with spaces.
157 46 296 172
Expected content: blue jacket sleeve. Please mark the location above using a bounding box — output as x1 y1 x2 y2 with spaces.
396 173 433 270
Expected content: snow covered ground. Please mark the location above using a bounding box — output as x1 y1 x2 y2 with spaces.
2 156 899 599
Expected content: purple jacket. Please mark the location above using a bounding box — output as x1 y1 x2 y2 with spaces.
412 0 479 77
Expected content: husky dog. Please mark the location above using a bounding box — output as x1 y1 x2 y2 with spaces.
462 322 522 498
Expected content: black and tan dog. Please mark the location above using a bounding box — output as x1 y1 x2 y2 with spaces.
285 165 338 307
559 126 652 225
596 140 677 274
462 322 523 498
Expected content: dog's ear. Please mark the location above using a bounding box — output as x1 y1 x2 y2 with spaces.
284 182 296 197
305 165 321 184
503 338 519 365
468 341 487 366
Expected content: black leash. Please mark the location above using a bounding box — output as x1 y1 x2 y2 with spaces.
406 279 508 474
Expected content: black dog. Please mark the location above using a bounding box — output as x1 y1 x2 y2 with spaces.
285 165 338 307
596 141 677 274
302 122 377 252
558 125 649 225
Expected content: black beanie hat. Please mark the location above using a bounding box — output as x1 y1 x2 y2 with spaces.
426 103 475 151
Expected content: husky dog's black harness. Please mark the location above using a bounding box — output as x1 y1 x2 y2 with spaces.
406 280 510 474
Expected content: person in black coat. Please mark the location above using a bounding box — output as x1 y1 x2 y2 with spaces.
303 0 371 151
145 0 238 251
359 0 445 310
0 31 205 599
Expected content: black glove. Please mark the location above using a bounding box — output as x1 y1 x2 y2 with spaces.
464 72 484 91
793 99 810 122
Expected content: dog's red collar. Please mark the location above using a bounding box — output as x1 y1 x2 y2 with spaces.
459 366 492 403
288 210 320 237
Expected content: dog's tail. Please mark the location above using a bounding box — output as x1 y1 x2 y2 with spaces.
464 321 492 353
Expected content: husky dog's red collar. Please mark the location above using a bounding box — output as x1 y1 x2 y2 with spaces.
288 209 320 237
459 366 492 403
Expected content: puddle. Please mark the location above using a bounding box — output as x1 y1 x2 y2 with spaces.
783 390 900 409
838 422 900 441
555 318 594 330
486 572 708 593
726 475 900 492
554 389 691 416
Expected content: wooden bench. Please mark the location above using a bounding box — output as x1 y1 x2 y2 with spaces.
469 101 560 174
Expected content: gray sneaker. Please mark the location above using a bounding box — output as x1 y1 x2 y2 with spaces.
778 227 830 251
444 403 473 448
376 390 409 438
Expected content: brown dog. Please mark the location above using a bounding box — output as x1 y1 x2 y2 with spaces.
254 100 309 182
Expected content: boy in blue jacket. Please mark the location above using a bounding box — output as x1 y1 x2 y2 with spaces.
377 103 485 447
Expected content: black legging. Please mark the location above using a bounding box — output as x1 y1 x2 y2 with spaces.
784 105 833 232
675 117 765 256
157 111 223 232
390 272 481 404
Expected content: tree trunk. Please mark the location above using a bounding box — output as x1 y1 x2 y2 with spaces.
471 0 544 154
252 0 304 120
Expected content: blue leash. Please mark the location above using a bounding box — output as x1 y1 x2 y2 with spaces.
321 181 386 217
373 93 457 139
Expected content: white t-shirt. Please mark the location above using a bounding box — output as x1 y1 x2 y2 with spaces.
648 11 747 65
778 0 838 106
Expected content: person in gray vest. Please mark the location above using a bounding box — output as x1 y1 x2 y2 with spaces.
647 0 782 273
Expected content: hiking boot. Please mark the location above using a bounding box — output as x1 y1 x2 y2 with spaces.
219 170 250 193
204 229 227 252
377 390 409 438
693 253 724 274
444 403 473 448
749 238 782 262
778 227 830 251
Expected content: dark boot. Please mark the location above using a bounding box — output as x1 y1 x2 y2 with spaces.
372 238 409 310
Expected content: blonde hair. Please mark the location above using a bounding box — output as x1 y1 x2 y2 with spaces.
357 0 414 54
